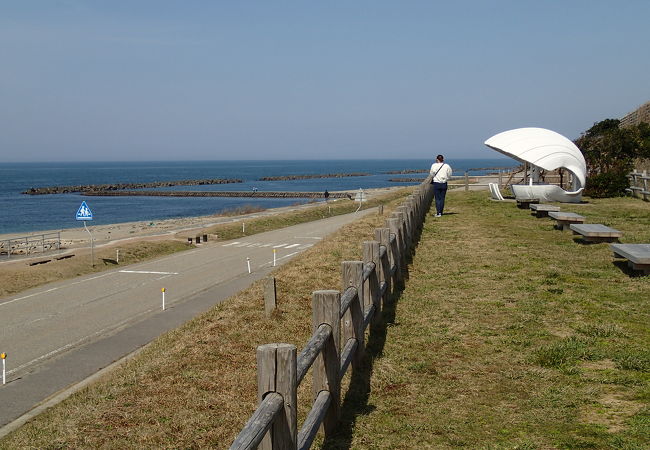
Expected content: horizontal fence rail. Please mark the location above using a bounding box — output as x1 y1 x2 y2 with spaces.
627 170 649 201
0 232 61 259
231 176 434 450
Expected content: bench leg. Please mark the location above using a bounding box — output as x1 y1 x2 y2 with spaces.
583 236 620 243
630 262 650 275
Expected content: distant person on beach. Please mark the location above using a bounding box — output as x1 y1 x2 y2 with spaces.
324 190 330 201
430 154 453 217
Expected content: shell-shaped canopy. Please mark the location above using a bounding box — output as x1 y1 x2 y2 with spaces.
484 127 586 189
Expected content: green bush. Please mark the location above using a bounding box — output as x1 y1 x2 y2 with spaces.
585 171 630 198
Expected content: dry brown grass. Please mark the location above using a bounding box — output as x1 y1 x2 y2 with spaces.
0 189 411 449
0 240 190 299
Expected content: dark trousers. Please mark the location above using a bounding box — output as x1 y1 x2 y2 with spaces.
433 182 448 214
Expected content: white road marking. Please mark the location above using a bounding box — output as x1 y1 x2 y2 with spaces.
119 270 179 275
284 243 301 249
297 244 314 249
222 242 241 247
273 243 289 248
0 272 114 308
293 236 323 239
261 251 300 268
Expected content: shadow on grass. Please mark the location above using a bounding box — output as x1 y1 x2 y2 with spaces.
612 260 645 277
572 237 621 246
322 204 428 449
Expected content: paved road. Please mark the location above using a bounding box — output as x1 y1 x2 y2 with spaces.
0 208 375 430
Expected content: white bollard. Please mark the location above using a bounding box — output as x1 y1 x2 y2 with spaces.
1 352 6 385
242 222 246 234
273 248 277 267
116 249 120 264
247 257 251 274
161 288 166 311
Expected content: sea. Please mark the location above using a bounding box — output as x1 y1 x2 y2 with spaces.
0 159 516 236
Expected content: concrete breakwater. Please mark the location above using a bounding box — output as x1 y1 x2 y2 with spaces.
384 169 428 174
82 190 353 199
258 173 369 181
23 179 243 195
388 177 426 182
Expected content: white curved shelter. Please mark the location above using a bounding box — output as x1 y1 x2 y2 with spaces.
484 127 587 203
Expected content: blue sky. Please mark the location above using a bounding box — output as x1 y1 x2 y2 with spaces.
1 1 648 162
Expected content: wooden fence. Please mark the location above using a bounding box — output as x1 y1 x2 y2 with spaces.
627 170 650 201
230 178 434 449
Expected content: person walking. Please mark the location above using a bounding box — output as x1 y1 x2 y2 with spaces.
430 154 453 217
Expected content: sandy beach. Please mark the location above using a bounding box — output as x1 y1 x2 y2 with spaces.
0 186 403 259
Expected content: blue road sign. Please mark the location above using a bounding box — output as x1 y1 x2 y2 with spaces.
76 201 93 221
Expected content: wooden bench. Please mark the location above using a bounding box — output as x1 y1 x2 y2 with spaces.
548 211 586 230
28 259 51 266
516 198 540 209
570 224 623 243
610 244 650 275
529 203 560 218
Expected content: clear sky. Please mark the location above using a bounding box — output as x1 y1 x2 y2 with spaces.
1 1 649 162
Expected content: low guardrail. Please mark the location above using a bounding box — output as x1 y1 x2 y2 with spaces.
0 232 61 259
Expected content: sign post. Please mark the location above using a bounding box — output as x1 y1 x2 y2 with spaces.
354 188 366 212
1 352 6 385
76 201 94 267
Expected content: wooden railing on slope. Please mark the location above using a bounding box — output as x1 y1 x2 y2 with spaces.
230 178 434 450
627 170 650 201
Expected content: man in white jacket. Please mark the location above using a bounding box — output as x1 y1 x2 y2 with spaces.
429 154 453 217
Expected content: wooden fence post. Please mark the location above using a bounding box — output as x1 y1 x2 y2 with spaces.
375 228 391 300
342 261 364 368
396 206 411 251
392 210 407 262
264 277 277 317
257 343 297 449
397 206 413 254
363 241 381 326
407 198 418 235
312 290 341 438
385 217 403 284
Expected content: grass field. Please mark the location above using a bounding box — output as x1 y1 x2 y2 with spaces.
1 190 648 449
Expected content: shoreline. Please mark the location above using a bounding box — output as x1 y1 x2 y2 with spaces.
0 186 402 255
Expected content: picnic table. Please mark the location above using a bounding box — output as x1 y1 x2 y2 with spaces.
529 203 560 218
610 243 650 275
570 224 623 243
548 211 586 230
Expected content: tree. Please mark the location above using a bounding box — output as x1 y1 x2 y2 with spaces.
574 119 646 198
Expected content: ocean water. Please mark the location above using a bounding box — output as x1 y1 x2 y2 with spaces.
0 159 516 235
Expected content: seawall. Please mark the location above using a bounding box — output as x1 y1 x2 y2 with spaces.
82 190 352 199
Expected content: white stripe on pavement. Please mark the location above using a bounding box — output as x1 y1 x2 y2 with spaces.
119 270 179 275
